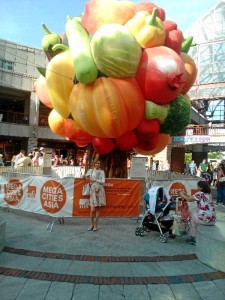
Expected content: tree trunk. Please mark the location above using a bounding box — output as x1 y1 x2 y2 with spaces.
85 145 128 178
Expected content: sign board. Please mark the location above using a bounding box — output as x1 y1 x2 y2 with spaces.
0 176 143 218
172 135 225 145
151 178 200 212
43 153 52 167
130 156 147 179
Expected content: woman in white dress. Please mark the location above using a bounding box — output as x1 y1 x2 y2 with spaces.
85 160 106 231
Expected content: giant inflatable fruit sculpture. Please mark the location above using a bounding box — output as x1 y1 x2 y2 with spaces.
37 0 197 156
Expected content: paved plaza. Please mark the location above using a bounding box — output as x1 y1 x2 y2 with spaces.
0 205 225 300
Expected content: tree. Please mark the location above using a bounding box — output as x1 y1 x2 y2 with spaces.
208 152 224 160
184 152 192 163
85 145 129 178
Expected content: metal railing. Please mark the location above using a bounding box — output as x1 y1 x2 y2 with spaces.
185 124 225 136
0 166 85 178
38 115 48 127
145 170 197 184
0 111 49 126
1 108 225 135
0 110 29 125
0 166 196 181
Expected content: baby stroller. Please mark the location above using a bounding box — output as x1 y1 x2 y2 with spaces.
135 186 176 243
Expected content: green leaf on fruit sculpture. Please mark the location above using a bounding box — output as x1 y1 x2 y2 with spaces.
37 67 46 77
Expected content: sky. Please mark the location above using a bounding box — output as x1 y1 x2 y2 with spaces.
1 0 220 49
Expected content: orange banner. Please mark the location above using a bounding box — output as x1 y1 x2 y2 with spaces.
73 179 144 217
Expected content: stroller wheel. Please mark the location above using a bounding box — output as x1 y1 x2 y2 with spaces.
143 225 150 232
139 228 145 237
135 227 140 236
159 234 167 243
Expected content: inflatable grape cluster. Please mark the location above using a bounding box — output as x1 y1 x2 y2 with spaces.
35 0 197 155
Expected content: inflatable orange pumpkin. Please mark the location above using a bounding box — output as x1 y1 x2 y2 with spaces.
69 77 145 138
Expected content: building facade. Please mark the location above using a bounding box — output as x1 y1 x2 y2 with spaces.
183 0 225 162
160 0 225 170
0 39 82 164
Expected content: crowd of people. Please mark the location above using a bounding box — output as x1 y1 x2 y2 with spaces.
150 159 171 171
183 158 225 206
0 150 223 242
7 148 86 168
185 158 224 186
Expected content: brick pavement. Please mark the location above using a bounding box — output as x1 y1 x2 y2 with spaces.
0 207 225 299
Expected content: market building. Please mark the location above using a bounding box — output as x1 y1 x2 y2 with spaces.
0 40 85 164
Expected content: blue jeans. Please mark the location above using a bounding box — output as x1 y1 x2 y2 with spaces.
217 185 225 204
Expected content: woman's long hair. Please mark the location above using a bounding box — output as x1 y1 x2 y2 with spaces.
220 163 225 175
197 180 211 194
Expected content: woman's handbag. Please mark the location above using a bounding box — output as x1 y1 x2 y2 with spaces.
172 198 189 236
176 198 190 221
82 183 91 196
172 214 189 236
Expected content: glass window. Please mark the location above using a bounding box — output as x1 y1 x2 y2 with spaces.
207 99 225 121
0 59 14 71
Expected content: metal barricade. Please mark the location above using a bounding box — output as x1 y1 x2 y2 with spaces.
51 166 85 178
0 166 85 178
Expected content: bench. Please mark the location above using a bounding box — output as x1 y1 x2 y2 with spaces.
196 221 225 272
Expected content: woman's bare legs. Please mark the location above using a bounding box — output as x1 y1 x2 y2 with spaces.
94 208 100 230
88 207 100 231
88 207 96 230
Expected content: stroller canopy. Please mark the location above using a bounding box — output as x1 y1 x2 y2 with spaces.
144 186 165 215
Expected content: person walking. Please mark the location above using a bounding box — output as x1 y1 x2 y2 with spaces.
0 153 4 166
178 180 216 245
212 163 219 186
85 160 106 231
216 163 225 205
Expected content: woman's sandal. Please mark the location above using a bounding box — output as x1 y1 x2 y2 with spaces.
87 225 94 231
93 227 98 231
